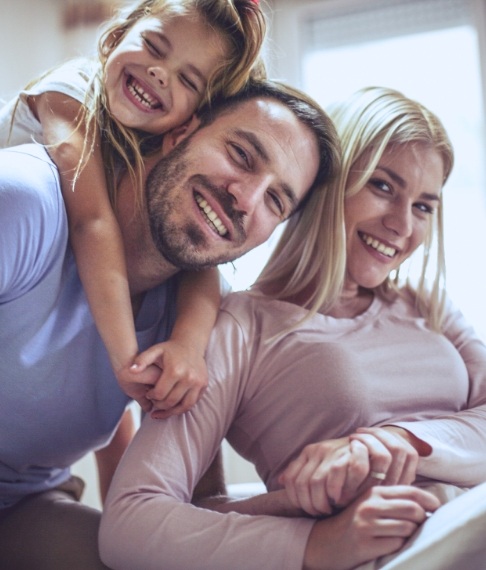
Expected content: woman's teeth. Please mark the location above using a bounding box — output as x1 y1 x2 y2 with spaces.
195 194 228 237
361 232 396 257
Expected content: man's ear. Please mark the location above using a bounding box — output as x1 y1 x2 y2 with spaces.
161 114 201 154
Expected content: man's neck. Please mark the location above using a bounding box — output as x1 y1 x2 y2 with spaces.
116 153 180 296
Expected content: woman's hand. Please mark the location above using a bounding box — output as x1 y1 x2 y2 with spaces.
351 426 420 486
278 428 419 516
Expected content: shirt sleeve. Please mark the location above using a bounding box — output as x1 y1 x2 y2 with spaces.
392 298 486 486
99 309 314 570
0 146 64 301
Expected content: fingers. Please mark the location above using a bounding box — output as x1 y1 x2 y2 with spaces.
334 439 370 506
279 445 336 516
130 344 166 372
148 383 205 419
352 427 419 485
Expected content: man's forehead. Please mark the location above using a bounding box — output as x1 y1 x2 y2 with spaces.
221 97 287 122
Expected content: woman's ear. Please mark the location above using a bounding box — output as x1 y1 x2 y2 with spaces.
161 115 201 155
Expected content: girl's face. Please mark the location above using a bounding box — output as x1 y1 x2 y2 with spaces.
104 13 229 134
344 143 444 293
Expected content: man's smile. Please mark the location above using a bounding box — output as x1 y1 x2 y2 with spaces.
195 193 229 237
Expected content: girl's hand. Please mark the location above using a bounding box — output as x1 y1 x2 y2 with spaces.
115 364 160 413
131 340 208 419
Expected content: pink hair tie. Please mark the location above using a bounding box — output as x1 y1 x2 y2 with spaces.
251 0 259 4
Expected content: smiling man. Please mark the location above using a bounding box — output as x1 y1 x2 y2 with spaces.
0 79 339 569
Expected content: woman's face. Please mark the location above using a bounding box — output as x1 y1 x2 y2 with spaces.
344 143 444 293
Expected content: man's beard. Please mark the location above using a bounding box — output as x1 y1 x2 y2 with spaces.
146 138 246 271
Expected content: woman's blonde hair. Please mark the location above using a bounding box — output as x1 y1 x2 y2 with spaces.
254 86 454 331
252 88 345 320
329 87 453 330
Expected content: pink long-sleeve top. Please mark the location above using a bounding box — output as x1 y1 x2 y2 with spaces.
100 290 486 569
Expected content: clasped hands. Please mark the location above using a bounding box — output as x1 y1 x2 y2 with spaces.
278 426 421 517
115 339 208 419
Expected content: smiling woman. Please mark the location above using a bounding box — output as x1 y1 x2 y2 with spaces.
342 142 444 312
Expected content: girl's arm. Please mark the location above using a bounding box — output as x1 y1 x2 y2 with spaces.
132 267 222 419
31 91 152 410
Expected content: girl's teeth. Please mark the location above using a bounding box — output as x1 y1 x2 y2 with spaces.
127 78 159 109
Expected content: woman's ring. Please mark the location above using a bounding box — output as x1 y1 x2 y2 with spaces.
370 471 386 480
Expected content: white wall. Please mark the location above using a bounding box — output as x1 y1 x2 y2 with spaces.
0 0 102 103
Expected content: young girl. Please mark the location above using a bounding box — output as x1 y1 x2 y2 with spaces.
0 0 266 419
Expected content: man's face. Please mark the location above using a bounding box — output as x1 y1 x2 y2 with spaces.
146 97 320 270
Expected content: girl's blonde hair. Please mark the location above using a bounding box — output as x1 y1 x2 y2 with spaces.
39 0 266 209
256 86 454 330
92 0 266 208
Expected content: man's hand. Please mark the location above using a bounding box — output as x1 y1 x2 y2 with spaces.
303 485 440 570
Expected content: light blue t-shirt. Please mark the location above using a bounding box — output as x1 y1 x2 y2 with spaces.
0 144 177 508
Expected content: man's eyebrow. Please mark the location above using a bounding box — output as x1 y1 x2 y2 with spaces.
378 165 441 202
233 129 299 211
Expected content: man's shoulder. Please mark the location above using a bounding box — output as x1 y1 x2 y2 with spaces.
0 144 66 296
0 144 59 193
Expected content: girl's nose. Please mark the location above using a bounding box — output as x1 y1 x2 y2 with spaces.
148 66 168 87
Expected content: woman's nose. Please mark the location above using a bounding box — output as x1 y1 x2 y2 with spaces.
383 204 413 237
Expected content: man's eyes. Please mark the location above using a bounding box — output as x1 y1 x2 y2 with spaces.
229 144 251 168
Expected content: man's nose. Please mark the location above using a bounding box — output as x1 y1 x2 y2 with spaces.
227 175 270 216
148 66 169 87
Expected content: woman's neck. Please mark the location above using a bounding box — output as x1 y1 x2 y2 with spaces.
326 286 374 318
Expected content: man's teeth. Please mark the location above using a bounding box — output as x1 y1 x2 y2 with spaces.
195 195 228 237
361 232 396 257
127 78 160 109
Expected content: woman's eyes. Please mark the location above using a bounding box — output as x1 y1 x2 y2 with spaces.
370 178 434 215
370 178 392 193
414 202 434 215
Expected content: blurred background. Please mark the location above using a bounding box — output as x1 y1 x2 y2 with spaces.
2 0 486 507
